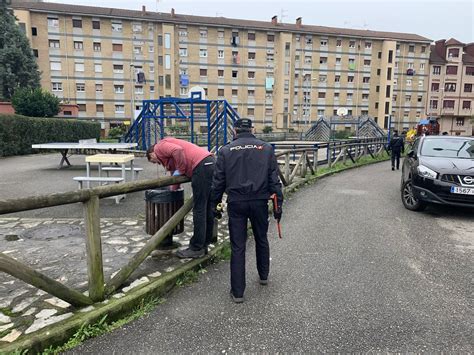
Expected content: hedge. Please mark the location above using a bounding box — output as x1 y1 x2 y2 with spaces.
0 114 101 156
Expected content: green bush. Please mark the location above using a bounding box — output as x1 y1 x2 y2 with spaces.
0 114 100 156
11 88 61 117
107 125 126 139
262 126 273 134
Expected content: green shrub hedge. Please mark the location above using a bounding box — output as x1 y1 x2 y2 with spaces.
0 114 101 156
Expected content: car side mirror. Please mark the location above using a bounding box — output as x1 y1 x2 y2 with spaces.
407 150 416 158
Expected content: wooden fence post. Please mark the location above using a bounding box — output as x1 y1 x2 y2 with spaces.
284 153 290 183
301 152 307 177
83 195 105 302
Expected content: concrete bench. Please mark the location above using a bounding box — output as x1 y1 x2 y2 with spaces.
73 176 125 204
102 166 143 179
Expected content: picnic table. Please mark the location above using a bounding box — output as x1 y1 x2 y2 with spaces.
31 142 138 168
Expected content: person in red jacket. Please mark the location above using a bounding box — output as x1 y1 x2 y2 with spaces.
147 138 215 258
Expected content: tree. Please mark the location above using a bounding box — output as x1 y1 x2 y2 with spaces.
11 88 61 117
0 3 41 100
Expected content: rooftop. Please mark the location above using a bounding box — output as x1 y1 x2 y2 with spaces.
11 1 432 43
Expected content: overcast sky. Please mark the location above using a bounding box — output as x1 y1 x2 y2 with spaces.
49 0 474 43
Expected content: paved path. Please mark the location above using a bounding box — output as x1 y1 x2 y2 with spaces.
74 162 473 353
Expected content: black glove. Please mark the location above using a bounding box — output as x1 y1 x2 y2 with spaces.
273 207 282 222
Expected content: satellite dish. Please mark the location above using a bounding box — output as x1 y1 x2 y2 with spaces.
188 86 206 100
337 107 348 116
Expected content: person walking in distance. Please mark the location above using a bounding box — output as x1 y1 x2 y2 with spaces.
389 129 405 170
211 119 283 303
147 138 215 258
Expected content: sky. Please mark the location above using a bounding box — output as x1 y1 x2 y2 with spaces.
49 0 474 43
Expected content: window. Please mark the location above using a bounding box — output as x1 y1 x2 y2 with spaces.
157 35 163 46
445 83 456 92
232 70 238 78
72 19 82 28
267 53 274 62
267 34 274 42
93 42 101 52
149 65 154 73
115 105 125 113
433 66 441 75
158 56 163 66
94 64 102 73
417 95 423 102
215 50 223 59
248 52 256 60
92 20 100 30
335 75 340 82
419 63 425 70
336 39 342 47
52 82 62 91
443 100 455 109
465 67 474 75
199 49 207 58
247 108 255 116
248 33 256 41
200 69 207 76
215 88 224 97
363 77 370 83
364 59 371 66
165 55 171 69
429 100 438 109
387 67 392 80
132 23 142 33
456 118 465 126
200 29 207 38
464 84 472 92
320 39 327 46
349 40 356 48
50 61 61 71
74 62 84 72
135 86 143 94
113 64 124 73
112 22 122 32
218 69 224 78
149 45 154 53
347 93 353 100
418 80 424 87
49 39 60 48
217 30 224 39
112 43 123 52
248 71 255 79
73 41 83 50
318 92 326 99
462 101 471 109
431 83 439 92
365 42 372 49
76 83 85 92
348 76 354 83
408 45 415 53
405 95 411 102
304 56 312 64
31 27 37 36
448 48 460 58
95 84 103 92
150 86 155 92
248 89 255 96
232 89 238 96
47 17 59 27
446 66 458 75
114 85 124 94
388 50 393 63
319 75 327 82
376 86 380 92
377 68 381 75
77 104 86 112
164 33 171 49
320 57 327 64
158 76 164 86
362 93 369 100
96 104 103 112
133 46 142 54
407 63 414 69
336 57 341 64
406 79 412 86
349 58 355 65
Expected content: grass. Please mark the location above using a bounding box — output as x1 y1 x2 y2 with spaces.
0 307 19 317
40 297 162 355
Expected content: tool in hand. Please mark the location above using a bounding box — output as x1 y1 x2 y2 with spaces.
270 194 282 239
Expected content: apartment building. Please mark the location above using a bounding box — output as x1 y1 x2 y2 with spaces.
427 39 474 136
12 1 431 132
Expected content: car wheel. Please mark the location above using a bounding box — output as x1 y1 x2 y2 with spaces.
401 180 427 211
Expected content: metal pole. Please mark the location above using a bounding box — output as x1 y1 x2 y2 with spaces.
130 64 135 125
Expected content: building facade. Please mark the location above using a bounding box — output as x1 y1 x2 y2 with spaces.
12 2 432 132
427 39 474 136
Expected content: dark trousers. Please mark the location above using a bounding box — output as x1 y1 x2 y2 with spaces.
228 199 269 298
190 156 215 251
391 150 401 169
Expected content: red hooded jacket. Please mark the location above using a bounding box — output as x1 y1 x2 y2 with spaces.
153 137 212 177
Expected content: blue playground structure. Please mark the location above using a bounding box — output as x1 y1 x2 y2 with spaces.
122 93 240 151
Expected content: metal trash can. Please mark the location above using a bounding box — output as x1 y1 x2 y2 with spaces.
145 188 185 249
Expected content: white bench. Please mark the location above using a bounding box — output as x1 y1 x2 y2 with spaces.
102 166 143 179
73 176 125 204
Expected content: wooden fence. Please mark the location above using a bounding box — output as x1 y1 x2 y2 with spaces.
0 137 387 307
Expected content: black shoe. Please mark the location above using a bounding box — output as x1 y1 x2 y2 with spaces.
391 167 395 171
176 247 205 259
397 167 400 170
230 290 244 303
259 279 268 285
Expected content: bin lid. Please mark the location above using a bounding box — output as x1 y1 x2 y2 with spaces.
145 188 184 203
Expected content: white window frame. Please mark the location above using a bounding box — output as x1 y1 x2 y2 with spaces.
165 55 171 69
180 87 188 95
420 63 425 70
94 64 102 73
199 49 208 58
47 17 59 27
76 83 85 92
111 22 122 32
148 45 154 53
135 86 143 94
164 33 171 49
179 48 188 57
418 80 424 87
365 42 372 49
74 62 84 72
95 84 103 92
115 105 125 113
113 65 124 74
52 82 62 91
93 42 101 52
49 39 60 48
114 85 124 94
200 29 208 38
218 50 224 59
217 30 224 39
406 79 412 86
73 41 83 50
149 65 154 73
320 39 328 46
50 61 61 71
133 46 142 54
132 23 142 33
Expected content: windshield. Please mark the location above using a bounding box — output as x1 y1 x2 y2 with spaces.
420 138 474 159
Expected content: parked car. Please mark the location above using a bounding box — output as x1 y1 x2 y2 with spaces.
401 136 474 211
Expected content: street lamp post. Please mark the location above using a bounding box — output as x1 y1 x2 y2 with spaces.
130 63 135 125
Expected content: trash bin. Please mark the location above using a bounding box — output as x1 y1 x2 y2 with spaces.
145 188 185 249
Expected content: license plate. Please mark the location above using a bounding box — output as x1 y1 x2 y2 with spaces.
451 186 474 195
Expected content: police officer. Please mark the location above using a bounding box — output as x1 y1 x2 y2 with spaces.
211 118 283 303
389 129 405 170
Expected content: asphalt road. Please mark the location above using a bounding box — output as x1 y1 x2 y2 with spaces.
69 161 472 352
